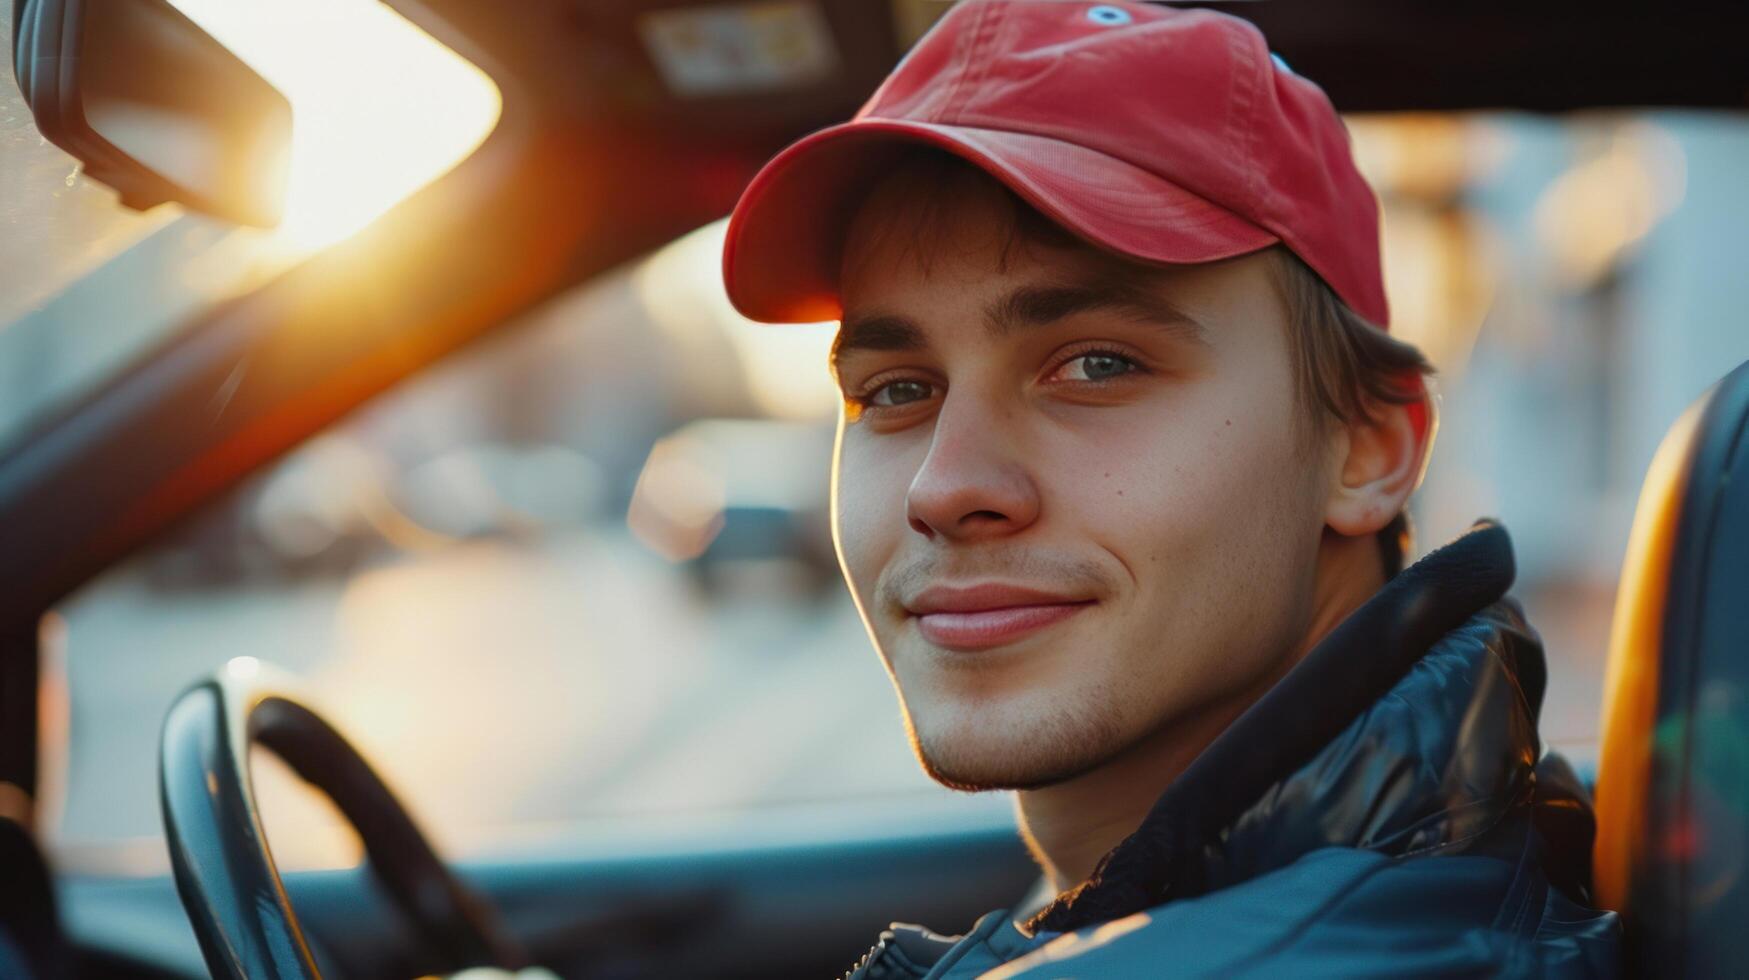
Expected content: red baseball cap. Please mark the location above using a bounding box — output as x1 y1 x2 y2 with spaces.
721 0 1389 329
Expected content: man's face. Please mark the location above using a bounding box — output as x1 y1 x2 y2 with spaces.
830 181 1337 790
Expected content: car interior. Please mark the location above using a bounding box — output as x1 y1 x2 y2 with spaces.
1 1 1747 977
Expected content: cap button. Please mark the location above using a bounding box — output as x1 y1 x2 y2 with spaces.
1086 5 1132 26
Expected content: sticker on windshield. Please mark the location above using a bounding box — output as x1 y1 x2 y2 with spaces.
638 1 839 96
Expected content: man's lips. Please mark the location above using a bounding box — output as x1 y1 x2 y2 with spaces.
904 584 1094 652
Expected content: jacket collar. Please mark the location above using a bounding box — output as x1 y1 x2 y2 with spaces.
1029 520 1536 934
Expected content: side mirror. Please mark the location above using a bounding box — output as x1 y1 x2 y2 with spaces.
12 0 292 227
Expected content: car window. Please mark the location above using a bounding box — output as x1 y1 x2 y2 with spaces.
43 111 1749 871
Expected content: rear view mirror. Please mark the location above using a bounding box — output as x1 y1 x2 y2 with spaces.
12 0 292 226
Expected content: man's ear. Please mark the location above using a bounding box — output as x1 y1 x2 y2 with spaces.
1324 393 1433 537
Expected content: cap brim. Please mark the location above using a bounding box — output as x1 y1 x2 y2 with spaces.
722 119 1279 324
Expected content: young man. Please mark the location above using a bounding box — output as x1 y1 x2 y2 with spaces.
723 2 1620 976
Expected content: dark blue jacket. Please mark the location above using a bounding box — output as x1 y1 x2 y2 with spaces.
848 522 1622 978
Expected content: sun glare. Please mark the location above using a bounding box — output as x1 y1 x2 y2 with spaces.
169 0 502 250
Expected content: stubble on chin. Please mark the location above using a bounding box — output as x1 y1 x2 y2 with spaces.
900 677 1126 792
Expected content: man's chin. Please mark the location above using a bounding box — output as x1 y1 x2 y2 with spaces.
915 749 1080 792
907 711 1124 792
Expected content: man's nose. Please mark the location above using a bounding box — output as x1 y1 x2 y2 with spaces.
905 394 1040 541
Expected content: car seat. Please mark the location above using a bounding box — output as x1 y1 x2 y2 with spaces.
1594 357 1749 977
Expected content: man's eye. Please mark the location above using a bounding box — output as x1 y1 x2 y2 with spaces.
869 379 935 407
1056 352 1139 382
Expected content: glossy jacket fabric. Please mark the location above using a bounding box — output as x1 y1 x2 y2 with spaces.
846 522 1621 978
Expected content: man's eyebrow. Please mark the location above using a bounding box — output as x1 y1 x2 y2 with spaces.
832 313 926 369
987 278 1210 344
831 276 1208 371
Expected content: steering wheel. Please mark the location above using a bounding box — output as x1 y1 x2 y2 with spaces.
159 660 526 978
